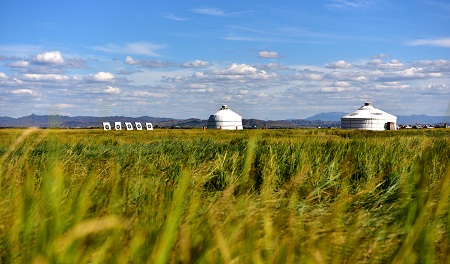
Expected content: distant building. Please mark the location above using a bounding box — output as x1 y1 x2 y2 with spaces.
207 105 243 130
341 102 397 130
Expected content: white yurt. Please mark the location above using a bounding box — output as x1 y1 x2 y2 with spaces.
341 102 397 130
207 105 243 130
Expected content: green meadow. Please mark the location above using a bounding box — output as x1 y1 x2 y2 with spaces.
0 128 449 263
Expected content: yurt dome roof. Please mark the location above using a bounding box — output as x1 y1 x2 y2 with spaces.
342 102 396 120
208 105 242 122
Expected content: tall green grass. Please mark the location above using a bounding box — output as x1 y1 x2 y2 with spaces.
0 128 449 263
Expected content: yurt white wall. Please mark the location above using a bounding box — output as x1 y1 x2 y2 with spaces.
341 102 397 131
207 105 243 130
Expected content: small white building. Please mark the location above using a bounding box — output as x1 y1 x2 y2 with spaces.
341 102 397 130
207 105 243 130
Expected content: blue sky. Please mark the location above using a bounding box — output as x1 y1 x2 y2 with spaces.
1 0 449 119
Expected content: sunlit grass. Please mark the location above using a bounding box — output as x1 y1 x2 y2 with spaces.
0 128 449 263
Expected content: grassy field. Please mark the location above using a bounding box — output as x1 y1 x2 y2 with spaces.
0 128 449 263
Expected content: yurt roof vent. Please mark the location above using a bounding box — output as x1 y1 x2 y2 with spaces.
364 102 372 106
221 105 228 110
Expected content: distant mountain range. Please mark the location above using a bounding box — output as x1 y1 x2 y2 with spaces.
0 113 448 128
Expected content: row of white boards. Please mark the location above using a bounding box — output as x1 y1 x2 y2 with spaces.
102 122 153 131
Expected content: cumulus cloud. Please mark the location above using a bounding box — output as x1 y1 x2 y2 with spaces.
426 83 447 90
188 84 207 89
320 86 360 92
258 51 281 58
124 56 138 65
289 72 322 81
2 51 85 73
104 86 121 94
131 91 169 98
395 67 425 78
411 60 450 72
89 72 115 82
325 71 368 81
182 60 212 68
34 51 65 64
257 92 269 98
305 73 323 80
325 60 352 69
373 82 410 90
334 81 351 87
0 72 7 79
212 63 260 75
407 38 450 47
239 90 249 94
365 59 404 69
8 60 30 68
23 73 69 81
124 56 177 68
11 89 36 95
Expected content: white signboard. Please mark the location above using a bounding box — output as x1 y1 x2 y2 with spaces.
102 122 111 131
115 122 122 130
135 122 143 130
125 122 133 130
145 122 154 130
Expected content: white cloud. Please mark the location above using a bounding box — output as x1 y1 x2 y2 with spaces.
23 73 69 81
188 84 207 89
412 60 450 71
34 51 65 64
0 72 7 79
320 86 360 92
326 0 379 10
325 71 368 81
125 56 138 65
11 89 36 95
365 59 404 68
212 63 259 75
92 42 165 56
372 53 391 59
407 38 450 48
373 82 410 90
305 73 323 80
192 7 226 16
90 72 115 81
257 92 269 97
258 51 281 58
131 91 169 98
426 83 447 91
8 60 30 68
239 90 249 94
161 13 188 21
325 60 352 69
396 67 425 78
104 86 121 94
334 81 351 87
182 60 212 68
124 56 177 68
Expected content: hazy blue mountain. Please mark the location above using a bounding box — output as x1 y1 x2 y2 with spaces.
396 115 450 125
305 112 347 121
